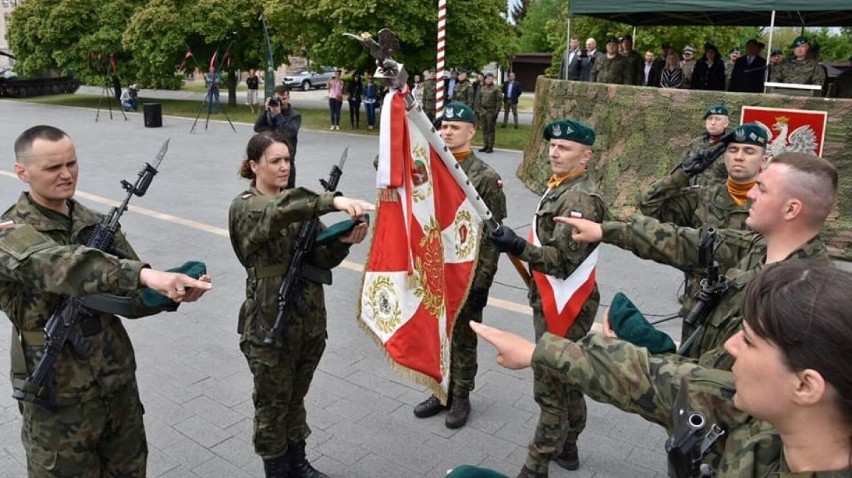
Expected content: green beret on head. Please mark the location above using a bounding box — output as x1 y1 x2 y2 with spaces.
721 123 769 148
440 102 476 124
141 261 207 308
790 36 809 48
703 104 728 119
445 465 509 478
543 119 596 146
608 292 676 354
771 48 783 56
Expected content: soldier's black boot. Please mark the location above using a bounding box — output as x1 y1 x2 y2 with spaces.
478 146 488 152
445 393 470 429
413 394 446 418
516 465 544 478
555 439 579 470
288 441 328 478
263 453 291 478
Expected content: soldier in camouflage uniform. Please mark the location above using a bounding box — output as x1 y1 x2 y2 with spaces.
619 35 644 86
475 73 503 153
724 47 740 89
559 152 836 368
680 46 697 89
421 68 437 122
682 104 730 188
413 102 506 429
591 37 631 85
451 69 474 108
771 36 826 88
489 120 607 477
640 124 769 340
472 261 852 477
1 125 212 477
228 131 372 478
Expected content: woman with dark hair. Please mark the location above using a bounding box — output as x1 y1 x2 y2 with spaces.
347 72 363 129
691 43 726 91
229 131 372 478
472 261 852 477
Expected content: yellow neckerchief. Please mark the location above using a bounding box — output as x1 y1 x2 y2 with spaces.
547 169 585 189
453 150 472 163
726 178 755 206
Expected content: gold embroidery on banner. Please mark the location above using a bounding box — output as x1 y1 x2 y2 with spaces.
453 210 475 259
367 275 403 334
414 217 445 319
440 332 451 379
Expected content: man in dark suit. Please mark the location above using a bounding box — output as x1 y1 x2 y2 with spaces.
574 38 603 82
729 39 767 93
649 43 674 87
561 37 581 80
501 72 522 129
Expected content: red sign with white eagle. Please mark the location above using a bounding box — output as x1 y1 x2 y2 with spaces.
740 106 828 157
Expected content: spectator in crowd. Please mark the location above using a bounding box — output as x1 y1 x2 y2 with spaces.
591 36 630 85
691 42 726 90
347 72 363 129
660 53 684 89
120 84 138 111
575 38 603 82
643 51 655 86
620 35 644 86
501 72 522 129
327 71 344 130
205 66 223 114
769 48 784 67
680 45 697 88
246 69 260 114
412 73 423 104
725 46 741 89
729 39 767 93
561 36 582 80
363 74 379 130
650 43 675 87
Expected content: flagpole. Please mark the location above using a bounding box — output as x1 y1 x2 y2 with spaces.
435 0 447 117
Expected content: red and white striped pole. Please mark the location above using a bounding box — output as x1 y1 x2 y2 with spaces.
435 0 447 117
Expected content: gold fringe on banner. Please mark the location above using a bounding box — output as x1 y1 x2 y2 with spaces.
379 188 398 202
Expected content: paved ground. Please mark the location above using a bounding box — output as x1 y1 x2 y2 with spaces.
74 85 537 126
0 100 683 477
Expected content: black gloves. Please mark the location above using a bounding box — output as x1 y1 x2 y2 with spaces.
466 287 489 310
488 225 527 256
681 142 726 177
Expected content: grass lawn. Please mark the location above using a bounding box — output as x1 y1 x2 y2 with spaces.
16 94 532 151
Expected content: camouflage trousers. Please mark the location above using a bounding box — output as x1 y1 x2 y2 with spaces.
479 110 498 148
526 309 591 475
21 380 147 477
449 300 485 396
241 330 326 460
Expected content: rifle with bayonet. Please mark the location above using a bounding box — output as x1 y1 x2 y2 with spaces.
264 148 349 349
12 139 170 411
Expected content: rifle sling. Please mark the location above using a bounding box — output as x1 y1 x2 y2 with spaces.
247 263 332 285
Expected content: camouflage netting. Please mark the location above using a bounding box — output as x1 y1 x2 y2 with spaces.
519 77 852 261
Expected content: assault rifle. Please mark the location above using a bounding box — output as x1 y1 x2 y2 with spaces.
12 139 170 411
666 380 726 477
264 148 348 348
677 221 728 356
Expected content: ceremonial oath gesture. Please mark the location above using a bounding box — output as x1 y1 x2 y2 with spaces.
1 125 212 476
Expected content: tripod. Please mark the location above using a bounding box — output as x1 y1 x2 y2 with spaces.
95 74 127 122
189 73 236 133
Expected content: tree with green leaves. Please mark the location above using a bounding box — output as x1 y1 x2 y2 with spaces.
517 0 561 52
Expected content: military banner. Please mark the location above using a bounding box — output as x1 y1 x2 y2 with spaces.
741 106 827 157
359 88 482 401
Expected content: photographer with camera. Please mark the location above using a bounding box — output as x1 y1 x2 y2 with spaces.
254 85 302 188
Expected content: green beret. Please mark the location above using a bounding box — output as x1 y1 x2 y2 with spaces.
790 36 809 48
315 215 370 245
703 104 728 119
721 123 769 148
608 292 676 354
441 102 476 124
770 48 783 56
445 465 509 478
543 119 596 146
141 261 207 308
606 36 619 45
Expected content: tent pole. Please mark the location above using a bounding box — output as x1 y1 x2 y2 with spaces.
632 25 637 46
764 10 776 94
564 3 572 80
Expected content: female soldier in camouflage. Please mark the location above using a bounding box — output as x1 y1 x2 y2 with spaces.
473 261 852 477
228 131 371 478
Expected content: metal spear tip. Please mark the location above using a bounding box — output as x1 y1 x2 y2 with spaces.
338 147 349 169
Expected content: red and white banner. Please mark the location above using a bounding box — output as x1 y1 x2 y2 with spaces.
359 89 482 401
741 106 828 157
528 207 598 337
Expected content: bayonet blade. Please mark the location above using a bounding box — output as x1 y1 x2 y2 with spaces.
152 138 170 170
337 147 348 170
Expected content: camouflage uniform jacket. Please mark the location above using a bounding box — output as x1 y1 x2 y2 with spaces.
601 216 829 365
452 80 474 107
680 59 696 88
422 78 437 114
517 174 607 338
460 152 507 291
228 187 351 347
532 332 788 477
1 193 167 405
681 132 728 186
639 168 750 317
771 58 826 86
591 54 631 84
475 84 503 115
621 50 645 85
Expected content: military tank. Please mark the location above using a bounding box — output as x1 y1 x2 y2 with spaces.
0 51 80 98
